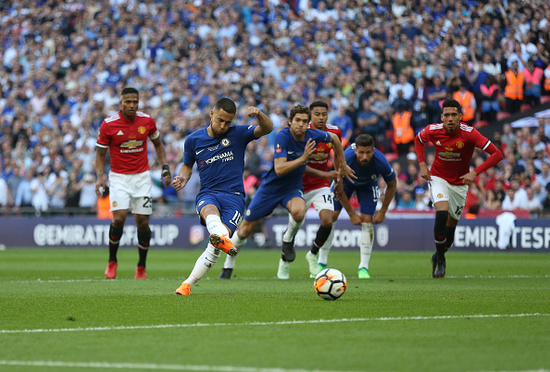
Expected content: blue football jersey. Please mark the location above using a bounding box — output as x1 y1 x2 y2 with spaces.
261 127 331 191
183 125 257 194
343 145 396 189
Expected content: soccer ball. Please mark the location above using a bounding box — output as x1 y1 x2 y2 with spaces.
313 268 347 301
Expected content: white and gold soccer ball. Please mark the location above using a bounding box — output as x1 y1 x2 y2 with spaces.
313 268 347 301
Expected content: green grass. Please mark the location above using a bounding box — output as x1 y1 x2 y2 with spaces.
0 248 549 372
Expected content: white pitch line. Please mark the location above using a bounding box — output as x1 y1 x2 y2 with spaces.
1 313 548 335
0 360 355 372
4 274 550 284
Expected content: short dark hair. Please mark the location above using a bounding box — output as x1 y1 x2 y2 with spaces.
214 97 237 114
355 134 374 148
121 87 139 96
289 104 311 122
442 98 462 113
309 100 329 111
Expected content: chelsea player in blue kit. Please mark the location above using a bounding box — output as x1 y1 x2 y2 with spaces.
321 134 397 279
172 98 273 295
225 104 352 279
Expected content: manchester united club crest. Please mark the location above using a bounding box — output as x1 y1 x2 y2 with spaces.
221 138 230 147
138 126 147 134
456 141 464 149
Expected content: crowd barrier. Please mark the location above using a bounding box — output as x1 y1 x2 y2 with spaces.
1 214 548 252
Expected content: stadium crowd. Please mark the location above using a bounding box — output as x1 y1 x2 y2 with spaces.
1 0 550 218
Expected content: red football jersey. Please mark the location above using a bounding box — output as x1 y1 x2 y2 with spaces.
303 123 342 192
417 122 491 185
96 111 159 174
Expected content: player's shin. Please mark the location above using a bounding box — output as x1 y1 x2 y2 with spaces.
444 226 456 251
311 225 332 255
109 224 123 262
185 244 220 287
223 233 246 269
284 215 302 242
434 211 449 254
137 228 151 267
318 222 335 267
359 223 374 270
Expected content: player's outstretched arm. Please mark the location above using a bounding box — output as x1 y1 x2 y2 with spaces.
173 163 193 191
95 146 107 196
304 165 339 180
374 178 396 224
151 137 171 187
329 132 356 182
249 106 274 138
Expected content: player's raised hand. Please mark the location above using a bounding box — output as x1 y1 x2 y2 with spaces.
172 176 188 191
247 106 261 117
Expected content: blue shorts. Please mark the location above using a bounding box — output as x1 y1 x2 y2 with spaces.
196 191 245 234
334 185 379 216
245 185 304 222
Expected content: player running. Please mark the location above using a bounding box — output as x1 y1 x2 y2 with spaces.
415 99 503 278
226 104 354 279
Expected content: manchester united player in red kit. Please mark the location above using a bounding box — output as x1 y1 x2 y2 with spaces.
96 87 171 279
415 99 503 278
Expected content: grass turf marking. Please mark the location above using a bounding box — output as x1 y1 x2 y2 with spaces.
1 313 548 334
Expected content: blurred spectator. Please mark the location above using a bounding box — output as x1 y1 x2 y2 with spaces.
452 80 476 126
523 59 544 107
356 98 382 139
0 0 548 218
524 187 542 215
392 104 414 156
503 60 524 114
483 189 502 210
396 190 415 209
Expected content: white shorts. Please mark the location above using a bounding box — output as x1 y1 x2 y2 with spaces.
428 175 468 220
304 187 334 212
109 170 153 215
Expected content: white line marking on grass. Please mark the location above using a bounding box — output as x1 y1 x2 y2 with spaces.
5 274 550 284
0 360 355 372
1 313 548 334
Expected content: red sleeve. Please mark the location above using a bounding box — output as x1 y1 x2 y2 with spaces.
414 129 429 163
474 142 503 175
97 120 110 147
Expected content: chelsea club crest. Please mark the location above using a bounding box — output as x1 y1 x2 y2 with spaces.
221 138 230 147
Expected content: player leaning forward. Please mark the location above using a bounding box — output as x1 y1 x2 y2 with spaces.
96 87 172 279
414 99 503 278
172 98 273 295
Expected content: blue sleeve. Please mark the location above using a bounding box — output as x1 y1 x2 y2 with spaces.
374 151 396 182
238 124 257 143
311 129 331 143
274 130 288 159
182 136 195 166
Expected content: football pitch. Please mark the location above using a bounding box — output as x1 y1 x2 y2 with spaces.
1 248 549 372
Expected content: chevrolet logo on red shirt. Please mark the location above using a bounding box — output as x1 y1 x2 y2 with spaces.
121 140 143 149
